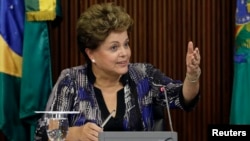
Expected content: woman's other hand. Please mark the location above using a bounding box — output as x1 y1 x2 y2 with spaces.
66 122 103 141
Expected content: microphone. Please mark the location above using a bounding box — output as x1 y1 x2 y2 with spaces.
150 72 176 141
149 71 174 132
158 85 174 132
151 83 175 141
160 86 175 141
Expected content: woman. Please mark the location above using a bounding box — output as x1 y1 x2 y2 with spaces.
34 2 201 141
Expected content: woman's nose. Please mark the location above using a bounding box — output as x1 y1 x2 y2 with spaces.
119 46 128 56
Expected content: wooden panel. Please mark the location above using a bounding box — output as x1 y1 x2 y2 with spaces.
0 0 235 141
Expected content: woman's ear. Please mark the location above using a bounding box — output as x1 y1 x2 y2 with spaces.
85 48 93 59
85 48 96 63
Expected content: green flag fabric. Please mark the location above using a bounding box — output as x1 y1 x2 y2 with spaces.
0 0 60 140
21 19 53 141
230 0 250 124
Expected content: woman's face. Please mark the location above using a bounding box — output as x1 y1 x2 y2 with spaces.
88 30 131 76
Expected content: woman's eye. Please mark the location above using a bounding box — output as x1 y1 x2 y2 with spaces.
110 45 118 51
124 42 130 48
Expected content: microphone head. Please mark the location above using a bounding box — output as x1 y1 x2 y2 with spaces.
160 87 165 92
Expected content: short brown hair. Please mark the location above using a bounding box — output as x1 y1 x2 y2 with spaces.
77 3 134 64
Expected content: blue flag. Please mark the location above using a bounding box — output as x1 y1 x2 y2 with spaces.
0 0 28 140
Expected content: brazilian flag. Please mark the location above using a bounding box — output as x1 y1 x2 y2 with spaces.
0 0 60 140
230 0 250 124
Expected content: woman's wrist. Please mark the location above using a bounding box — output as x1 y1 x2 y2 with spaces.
186 69 201 83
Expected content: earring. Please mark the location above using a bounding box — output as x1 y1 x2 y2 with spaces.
92 59 96 63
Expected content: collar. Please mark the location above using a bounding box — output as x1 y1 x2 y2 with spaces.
86 63 128 86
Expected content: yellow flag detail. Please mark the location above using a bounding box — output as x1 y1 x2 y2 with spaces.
0 36 22 77
26 0 56 21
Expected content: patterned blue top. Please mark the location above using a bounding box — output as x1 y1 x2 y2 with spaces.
34 63 199 140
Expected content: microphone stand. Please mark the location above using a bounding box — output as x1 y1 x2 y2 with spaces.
160 87 174 132
152 81 176 141
160 86 176 141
